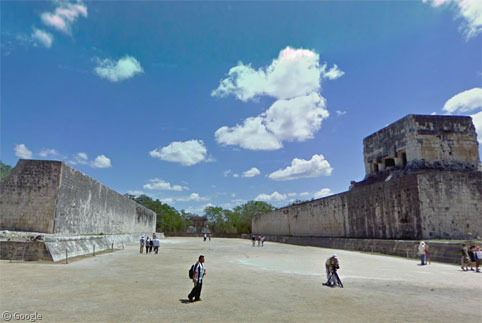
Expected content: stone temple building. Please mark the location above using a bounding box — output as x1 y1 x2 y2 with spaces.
253 115 481 240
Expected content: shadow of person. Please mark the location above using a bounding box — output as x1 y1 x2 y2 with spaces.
179 299 192 304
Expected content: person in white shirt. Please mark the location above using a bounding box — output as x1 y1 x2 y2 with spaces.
188 255 206 302
153 238 160 254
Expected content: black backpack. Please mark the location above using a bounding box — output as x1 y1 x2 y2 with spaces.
188 264 195 279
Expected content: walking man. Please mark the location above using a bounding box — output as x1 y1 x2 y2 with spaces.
153 236 160 254
139 236 145 254
188 255 206 302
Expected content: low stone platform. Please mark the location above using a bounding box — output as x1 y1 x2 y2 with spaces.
0 231 164 262
242 235 481 264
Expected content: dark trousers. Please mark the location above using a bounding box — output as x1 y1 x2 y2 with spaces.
188 282 203 300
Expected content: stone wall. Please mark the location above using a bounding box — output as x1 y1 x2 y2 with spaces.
54 163 155 234
0 160 156 234
0 160 61 232
253 170 481 240
417 170 482 239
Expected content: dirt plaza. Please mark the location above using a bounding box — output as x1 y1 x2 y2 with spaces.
1 237 481 323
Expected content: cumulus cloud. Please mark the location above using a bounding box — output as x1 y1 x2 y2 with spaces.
255 191 287 202
143 178 188 191
15 144 33 159
441 87 482 143
38 148 58 157
90 155 112 168
69 152 89 165
94 56 144 82
224 169 232 177
31 28 53 48
313 188 333 199
150 140 208 166
176 193 210 202
212 47 339 150
212 47 326 101
470 111 482 143
442 88 482 114
215 116 282 150
267 154 333 181
241 167 261 178
336 110 347 116
423 0 482 39
299 192 310 197
41 1 88 34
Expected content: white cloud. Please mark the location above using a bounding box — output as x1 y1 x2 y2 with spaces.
255 191 287 202
212 47 338 151
126 190 145 196
90 155 112 168
15 144 32 159
241 167 261 178
176 193 209 202
264 93 329 142
31 28 53 48
150 140 208 166
442 88 482 114
268 154 333 181
299 192 310 197
336 110 347 116
41 1 88 34
94 56 144 82
215 116 282 150
38 148 58 157
287 192 297 197
143 178 188 191
313 188 333 199
423 0 482 39
470 111 482 143
320 63 345 80
233 173 240 178
223 169 232 177
212 46 325 101
69 152 89 165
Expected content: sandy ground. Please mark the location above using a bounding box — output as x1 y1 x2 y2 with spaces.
1 237 481 323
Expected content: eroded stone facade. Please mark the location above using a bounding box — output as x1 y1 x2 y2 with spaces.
253 115 481 240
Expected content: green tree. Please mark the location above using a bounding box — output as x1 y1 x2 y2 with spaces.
135 194 189 233
204 201 275 234
0 161 12 182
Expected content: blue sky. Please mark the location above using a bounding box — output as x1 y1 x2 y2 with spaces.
2 0 481 214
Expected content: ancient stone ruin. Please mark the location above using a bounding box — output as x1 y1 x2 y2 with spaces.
253 115 481 241
0 160 157 261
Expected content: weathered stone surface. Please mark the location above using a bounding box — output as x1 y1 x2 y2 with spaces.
0 160 156 234
253 115 481 240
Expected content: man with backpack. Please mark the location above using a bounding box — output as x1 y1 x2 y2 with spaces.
188 255 206 302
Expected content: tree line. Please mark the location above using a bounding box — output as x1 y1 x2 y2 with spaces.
133 194 275 234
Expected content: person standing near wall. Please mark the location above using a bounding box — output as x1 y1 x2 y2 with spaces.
460 243 469 271
474 247 482 272
252 235 255 247
188 255 206 302
145 237 150 254
417 241 426 265
139 236 145 254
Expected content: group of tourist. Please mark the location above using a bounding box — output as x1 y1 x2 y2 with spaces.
139 234 160 254
460 243 482 272
418 241 482 272
251 235 265 247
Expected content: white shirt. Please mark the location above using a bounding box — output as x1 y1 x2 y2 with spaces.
194 261 206 283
